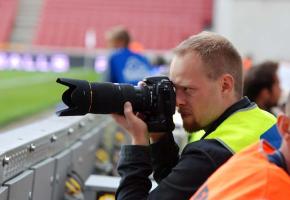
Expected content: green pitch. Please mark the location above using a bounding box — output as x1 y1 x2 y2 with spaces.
0 69 101 128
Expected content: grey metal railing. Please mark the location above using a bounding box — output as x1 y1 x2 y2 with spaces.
0 114 113 200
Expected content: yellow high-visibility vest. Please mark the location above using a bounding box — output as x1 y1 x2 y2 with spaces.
189 105 277 153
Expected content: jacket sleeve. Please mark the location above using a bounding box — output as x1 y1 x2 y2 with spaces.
116 139 232 200
116 145 153 200
150 133 180 182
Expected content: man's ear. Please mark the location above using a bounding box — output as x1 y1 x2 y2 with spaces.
220 74 234 96
277 115 290 141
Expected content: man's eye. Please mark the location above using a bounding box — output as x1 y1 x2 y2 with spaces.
184 87 196 94
184 87 192 92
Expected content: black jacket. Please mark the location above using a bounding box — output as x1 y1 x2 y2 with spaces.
116 97 252 200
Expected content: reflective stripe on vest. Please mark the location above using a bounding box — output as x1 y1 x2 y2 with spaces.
188 130 205 143
205 105 276 153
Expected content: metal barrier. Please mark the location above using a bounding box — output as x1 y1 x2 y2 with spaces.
0 114 114 200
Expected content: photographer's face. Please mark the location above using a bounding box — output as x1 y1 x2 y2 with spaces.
170 52 224 132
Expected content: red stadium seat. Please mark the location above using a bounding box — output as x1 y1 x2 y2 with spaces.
0 0 18 44
34 0 213 49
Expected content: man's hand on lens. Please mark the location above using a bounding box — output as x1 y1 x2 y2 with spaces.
112 102 149 145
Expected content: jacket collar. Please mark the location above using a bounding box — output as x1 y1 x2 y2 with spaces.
201 96 253 139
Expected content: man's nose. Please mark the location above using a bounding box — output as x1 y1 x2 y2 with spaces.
176 90 185 107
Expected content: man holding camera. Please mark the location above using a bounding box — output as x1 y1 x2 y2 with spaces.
112 32 277 199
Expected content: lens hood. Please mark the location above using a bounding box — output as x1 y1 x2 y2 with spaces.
56 78 92 116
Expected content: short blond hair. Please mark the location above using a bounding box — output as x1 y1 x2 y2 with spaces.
173 31 243 98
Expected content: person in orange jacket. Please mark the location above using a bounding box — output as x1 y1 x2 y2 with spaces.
190 94 290 200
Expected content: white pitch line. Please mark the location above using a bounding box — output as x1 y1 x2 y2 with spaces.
0 75 56 90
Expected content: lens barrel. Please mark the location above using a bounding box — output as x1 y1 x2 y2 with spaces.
56 78 149 116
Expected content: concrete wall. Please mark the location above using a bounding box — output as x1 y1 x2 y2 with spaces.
213 0 290 62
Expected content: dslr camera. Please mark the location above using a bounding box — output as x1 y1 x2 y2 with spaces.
56 76 176 132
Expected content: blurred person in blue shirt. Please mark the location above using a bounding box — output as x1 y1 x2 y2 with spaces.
105 26 152 85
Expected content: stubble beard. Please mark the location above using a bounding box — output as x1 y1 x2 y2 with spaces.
182 119 203 133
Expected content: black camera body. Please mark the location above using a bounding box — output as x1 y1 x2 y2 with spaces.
56 76 176 132
139 76 176 132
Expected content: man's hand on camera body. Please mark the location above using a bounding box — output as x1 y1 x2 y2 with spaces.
111 101 166 145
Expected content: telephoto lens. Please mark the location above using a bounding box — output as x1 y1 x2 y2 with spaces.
56 76 176 132
56 78 150 116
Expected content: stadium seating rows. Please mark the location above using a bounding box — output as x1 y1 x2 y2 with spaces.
0 0 18 44
35 0 213 49
0 0 212 49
